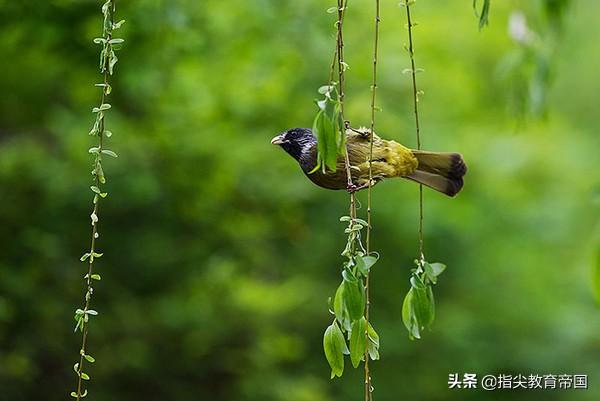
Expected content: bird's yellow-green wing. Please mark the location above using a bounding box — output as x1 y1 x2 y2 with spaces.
345 129 418 185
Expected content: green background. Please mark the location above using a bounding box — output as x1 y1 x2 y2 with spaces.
1 1 599 400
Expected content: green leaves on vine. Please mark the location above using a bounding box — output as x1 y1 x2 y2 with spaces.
402 260 446 339
323 217 380 379
72 1 124 399
311 85 345 173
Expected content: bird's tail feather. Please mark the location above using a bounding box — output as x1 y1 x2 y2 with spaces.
405 151 467 197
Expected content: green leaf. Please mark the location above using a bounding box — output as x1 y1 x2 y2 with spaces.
367 340 380 360
109 38 125 44
311 87 344 173
423 262 446 284
101 149 118 158
318 110 337 172
323 321 347 379
402 276 436 339
473 0 491 30
86 309 98 316
413 284 435 329
71 390 88 398
80 253 91 262
342 270 365 321
367 322 380 360
113 19 126 29
353 218 369 227
74 315 84 332
95 163 105 183
324 115 340 171
88 119 100 136
90 186 101 194
363 255 379 270
318 84 334 94
349 317 367 368
333 282 344 322
84 354 96 363
81 373 90 380
402 288 421 339
108 49 118 74
92 103 111 113
355 254 378 276
410 274 426 290
104 130 113 138
354 256 367 276
91 274 102 281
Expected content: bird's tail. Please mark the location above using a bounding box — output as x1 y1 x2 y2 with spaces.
405 151 467 197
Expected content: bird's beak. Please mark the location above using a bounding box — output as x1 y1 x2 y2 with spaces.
271 134 285 145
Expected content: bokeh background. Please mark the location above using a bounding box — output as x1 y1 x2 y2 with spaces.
1 0 599 400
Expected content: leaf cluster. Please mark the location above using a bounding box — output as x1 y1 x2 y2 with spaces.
311 85 345 174
323 217 380 378
402 260 446 339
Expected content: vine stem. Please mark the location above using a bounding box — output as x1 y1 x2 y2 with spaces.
405 2 425 264
333 0 356 221
75 1 116 399
365 0 380 400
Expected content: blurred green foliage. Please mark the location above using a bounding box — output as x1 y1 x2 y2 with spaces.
0 1 599 401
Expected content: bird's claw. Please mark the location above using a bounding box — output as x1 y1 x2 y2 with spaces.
347 176 384 193
346 183 367 193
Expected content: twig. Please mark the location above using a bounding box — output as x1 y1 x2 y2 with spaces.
334 0 356 220
405 3 425 264
365 0 380 400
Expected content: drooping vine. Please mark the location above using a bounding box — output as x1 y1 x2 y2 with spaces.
399 1 447 340
71 1 124 399
364 0 380 400
318 0 381 389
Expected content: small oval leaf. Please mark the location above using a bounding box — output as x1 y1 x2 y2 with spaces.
349 317 367 368
323 321 346 378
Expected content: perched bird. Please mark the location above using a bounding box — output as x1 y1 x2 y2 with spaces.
271 127 467 196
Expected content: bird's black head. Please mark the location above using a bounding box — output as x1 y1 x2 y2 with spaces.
271 128 316 162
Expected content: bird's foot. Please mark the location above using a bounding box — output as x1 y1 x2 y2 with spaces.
346 182 368 193
347 176 383 193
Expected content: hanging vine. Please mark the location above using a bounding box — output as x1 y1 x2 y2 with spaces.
71 1 124 399
318 0 381 389
399 1 447 340
364 0 380 400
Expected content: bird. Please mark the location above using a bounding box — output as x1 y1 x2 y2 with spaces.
271 127 467 196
